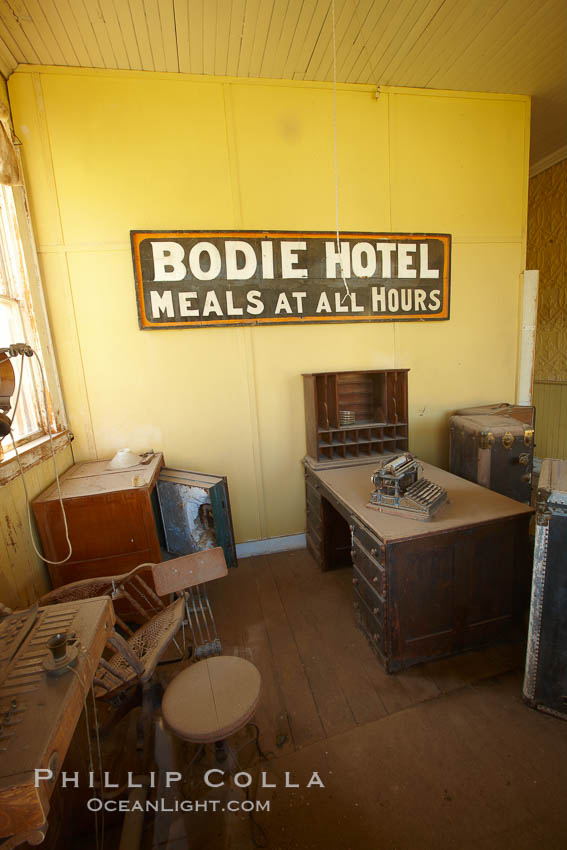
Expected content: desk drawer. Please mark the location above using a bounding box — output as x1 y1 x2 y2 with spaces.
306 527 322 567
352 522 386 566
306 507 322 538
354 588 385 653
351 539 386 597
305 476 321 502
304 469 320 492
306 484 321 513
306 493 322 534
305 483 322 534
352 566 385 621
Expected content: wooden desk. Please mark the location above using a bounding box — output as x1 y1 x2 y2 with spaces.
304 459 534 672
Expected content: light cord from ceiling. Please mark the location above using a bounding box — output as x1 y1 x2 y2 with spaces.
331 0 351 305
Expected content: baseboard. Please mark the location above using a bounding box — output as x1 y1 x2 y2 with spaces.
236 533 306 558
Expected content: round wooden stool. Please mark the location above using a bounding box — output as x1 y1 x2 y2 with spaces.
162 656 262 752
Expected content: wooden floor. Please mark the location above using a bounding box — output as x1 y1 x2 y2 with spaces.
75 548 567 850
209 549 529 754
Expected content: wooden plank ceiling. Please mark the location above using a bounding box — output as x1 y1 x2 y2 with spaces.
0 0 564 165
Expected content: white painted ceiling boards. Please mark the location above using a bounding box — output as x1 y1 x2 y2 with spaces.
0 0 565 167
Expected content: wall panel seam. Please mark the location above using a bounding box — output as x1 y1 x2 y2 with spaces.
30 72 98 459
223 79 267 540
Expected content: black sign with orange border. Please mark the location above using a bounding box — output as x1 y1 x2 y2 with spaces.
131 230 451 329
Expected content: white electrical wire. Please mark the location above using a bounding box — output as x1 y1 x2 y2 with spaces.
68 661 101 850
331 0 351 306
9 347 72 565
73 646 107 849
91 680 105 850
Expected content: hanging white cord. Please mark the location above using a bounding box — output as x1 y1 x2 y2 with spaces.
9 348 72 565
332 0 351 305
72 648 106 848
91 681 105 850
68 663 101 850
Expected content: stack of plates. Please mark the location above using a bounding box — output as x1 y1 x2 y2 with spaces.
339 409 356 426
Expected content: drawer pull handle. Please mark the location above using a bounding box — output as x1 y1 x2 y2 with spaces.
370 545 385 562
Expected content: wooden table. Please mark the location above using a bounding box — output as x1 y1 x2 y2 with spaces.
0 597 114 846
304 458 534 672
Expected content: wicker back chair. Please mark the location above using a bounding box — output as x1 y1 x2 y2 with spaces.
38 548 229 703
96 597 186 699
39 563 164 638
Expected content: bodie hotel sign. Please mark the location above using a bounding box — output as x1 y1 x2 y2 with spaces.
131 230 451 329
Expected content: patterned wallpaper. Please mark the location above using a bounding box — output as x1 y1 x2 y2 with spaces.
527 159 567 383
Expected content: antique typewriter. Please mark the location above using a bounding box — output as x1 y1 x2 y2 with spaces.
368 453 448 521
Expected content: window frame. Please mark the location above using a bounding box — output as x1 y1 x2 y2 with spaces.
0 183 70 483
0 292 45 446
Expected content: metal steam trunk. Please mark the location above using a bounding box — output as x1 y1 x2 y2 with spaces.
523 458 567 720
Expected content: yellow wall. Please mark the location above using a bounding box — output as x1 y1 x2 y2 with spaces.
0 447 73 607
7 67 530 543
527 158 567 460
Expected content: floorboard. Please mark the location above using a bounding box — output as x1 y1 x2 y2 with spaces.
281 550 392 725
269 551 357 738
254 557 326 749
207 548 530 739
70 547 567 850
205 554 294 756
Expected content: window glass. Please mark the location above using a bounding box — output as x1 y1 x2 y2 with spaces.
0 185 50 446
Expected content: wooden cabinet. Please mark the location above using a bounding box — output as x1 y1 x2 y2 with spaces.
303 369 409 465
33 454 236 589
304 460 534 672
33 454 164 588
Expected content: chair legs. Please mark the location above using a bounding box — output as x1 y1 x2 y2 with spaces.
214 740 228 763
153 718 270 849
98 685 142 738
137 681 163 771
